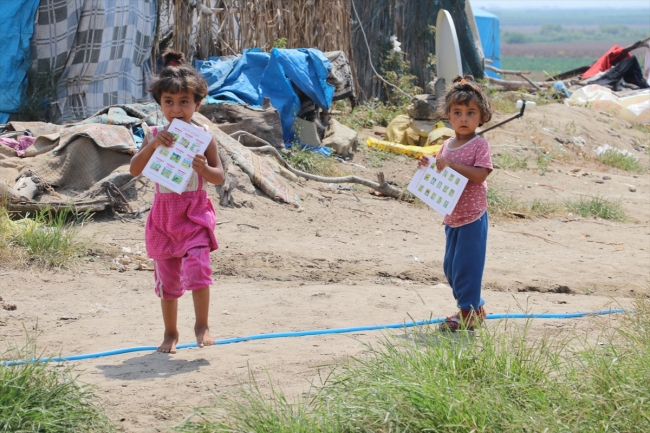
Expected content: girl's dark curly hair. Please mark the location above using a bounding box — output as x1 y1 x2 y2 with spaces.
439 75 493 126
148 50 208 104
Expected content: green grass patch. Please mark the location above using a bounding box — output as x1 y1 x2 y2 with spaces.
598 149 643 172
530 198 563 218
565 195 626 221
281 146 343 177
361 146 398 168
1 339 115 432
179 300 650 432
493 149 529 171
487 186 525 218
0 206 89 267
335 99 407 132
502 56 595 73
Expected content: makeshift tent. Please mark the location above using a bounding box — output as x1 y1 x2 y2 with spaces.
0 0 40 124
31 0 157 121
195 48 334 144
472 8 501 78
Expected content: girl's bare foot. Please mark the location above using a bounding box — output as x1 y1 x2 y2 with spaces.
157 331 179 354
195 326 213 348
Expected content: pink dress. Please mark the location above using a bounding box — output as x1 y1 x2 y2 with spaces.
438 136 493 228
145 126 218 260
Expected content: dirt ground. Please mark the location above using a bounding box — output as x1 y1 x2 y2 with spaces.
1 102 649 431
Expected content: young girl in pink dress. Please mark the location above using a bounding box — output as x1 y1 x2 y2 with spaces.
417 76 493 332
130 50 225 353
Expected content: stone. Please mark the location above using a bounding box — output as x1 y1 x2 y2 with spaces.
603 176 611 180
629 186 636 192
407 94 439 120
292 117 321 146
199 100 284 149
321 119 357 155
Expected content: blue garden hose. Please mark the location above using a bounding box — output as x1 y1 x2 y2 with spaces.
2 309 626 366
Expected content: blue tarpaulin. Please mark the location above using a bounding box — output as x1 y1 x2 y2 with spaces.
195 48 334 144
473 8 501 78
0 0 40 123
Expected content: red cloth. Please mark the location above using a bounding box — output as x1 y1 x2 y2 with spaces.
582 45 630 79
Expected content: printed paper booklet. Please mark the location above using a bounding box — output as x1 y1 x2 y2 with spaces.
142 119 212 194
407 157 468 216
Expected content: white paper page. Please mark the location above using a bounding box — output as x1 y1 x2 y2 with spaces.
407 157 468 216
142 119 212 194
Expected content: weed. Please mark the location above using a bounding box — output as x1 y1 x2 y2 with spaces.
494 149 529 170
179 299 650 432
487 186 525 218
1 206 89 267
564 120 577 135
1 337 115 432
335 99 405 132
535 148 554 173
378 42 423 106
598 149 643 172
530 198 563 218
565 195 626 221
281 146 342 177
360 145 397 168
631 123 650 135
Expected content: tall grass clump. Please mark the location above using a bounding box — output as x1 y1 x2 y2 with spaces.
281 146 343 177
598 149 643 172
1 206 89 267
565 195 626 221
180 300 650 432
487 186 525 218
0 340 115 432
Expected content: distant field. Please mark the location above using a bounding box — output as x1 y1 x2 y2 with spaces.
501 42 647 74
502 42 630 58
502 57 595 75
502 24 650 34
487 8 650 27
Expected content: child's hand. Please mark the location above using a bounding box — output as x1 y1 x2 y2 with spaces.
150 130 175 149
417 155 430 168
192 153 210 174
436 157 450 172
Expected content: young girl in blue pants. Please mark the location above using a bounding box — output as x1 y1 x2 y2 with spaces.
418 76 494 331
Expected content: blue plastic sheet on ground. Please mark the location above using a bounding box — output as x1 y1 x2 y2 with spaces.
0 0 40 121
195 48 334 145
285 142 333 157
473 8 501 78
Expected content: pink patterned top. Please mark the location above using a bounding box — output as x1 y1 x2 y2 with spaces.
439 136 493 228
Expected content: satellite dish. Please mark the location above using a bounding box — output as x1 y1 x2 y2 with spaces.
435 9 463 86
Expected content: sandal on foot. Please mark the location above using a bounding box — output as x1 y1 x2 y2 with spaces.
439 307 486 332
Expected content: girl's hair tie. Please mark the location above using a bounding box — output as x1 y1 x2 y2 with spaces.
169 61 179 66
460 78 467 83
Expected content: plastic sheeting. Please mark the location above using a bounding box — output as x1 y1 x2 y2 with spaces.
565 85 650 124
195 48 334 144
0 0 40 123
472 8 501 78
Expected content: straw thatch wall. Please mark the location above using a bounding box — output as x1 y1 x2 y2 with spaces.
161 0 482 102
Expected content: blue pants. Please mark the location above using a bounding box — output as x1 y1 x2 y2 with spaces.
443 212 488 311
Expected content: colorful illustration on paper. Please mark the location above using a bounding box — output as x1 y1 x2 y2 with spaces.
141 119 213 194
406 156 469 216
